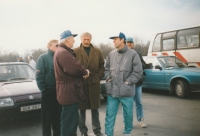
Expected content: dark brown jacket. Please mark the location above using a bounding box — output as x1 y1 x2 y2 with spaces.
74 44 105 109
54 44 87 105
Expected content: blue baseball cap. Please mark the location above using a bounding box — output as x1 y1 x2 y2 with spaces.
60 30 78 40
109 32 126 41
126 37 134 42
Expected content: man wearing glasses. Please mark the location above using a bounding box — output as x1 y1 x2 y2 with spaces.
36 39 62 136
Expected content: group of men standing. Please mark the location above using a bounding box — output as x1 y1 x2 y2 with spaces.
35 29 147 136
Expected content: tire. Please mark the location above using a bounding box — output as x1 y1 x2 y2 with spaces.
174 80 190 99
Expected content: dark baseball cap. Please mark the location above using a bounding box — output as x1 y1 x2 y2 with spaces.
109 32 126 41
60 30 78 40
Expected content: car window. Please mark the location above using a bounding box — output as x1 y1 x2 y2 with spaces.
157 57 187 68
144 57 160 69
0 64 35 81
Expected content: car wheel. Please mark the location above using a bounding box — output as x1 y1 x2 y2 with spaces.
174 80 189 99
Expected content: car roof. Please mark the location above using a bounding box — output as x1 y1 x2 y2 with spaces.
0 62 28 65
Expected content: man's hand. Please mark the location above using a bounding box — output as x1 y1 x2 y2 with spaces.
125 82 129 85
106 79 111 82
86 69 90 76
83 69 90 79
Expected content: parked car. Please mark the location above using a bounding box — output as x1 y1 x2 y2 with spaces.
142 56 200 98
0 62 41 122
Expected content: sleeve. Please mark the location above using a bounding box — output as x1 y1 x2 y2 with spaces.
56 51 87 77
104 53 111 81
35 56 46 92
126 53 143 85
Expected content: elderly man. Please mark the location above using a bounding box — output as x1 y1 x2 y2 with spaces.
104 32 143 136
36 39 62 136
54 30 90 136
74 32 105 136
28 55 36 70
126 37 147 128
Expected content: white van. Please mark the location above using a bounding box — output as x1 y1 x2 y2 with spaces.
148 26 200 67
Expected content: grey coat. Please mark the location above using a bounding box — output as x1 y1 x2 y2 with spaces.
105 45 143 98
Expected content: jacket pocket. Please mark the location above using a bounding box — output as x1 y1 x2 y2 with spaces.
92 74 100 84
120 83 134 97
74 82 84 100
105 81 112 95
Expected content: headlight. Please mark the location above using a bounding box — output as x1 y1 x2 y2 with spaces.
0 98 14 107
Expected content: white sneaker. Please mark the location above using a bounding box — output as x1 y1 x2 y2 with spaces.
124 134 131 136
138 121 147 128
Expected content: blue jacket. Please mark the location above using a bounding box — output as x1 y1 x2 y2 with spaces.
36 50 56 92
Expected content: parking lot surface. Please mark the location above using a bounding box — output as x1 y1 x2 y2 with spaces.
0 90 200 136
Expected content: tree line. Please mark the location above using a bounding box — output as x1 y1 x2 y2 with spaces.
0 40 150 62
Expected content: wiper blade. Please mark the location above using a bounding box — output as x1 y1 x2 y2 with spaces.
0 80 10 82
165 66 174 68
10 78 33 80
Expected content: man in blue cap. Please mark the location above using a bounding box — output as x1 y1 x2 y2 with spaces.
126 37 147 128
54 30 90 136
104 32 143 136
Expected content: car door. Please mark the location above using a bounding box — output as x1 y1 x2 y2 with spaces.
143 57 165 89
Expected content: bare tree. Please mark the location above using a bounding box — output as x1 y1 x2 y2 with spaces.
0 51 19 62
24 48 47 62
97 43 115 59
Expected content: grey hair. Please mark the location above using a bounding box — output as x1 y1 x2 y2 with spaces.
60 36 73 44
60 38 67 44
80 32 92 40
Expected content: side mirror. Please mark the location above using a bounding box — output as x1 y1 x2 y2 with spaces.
155 65 162 70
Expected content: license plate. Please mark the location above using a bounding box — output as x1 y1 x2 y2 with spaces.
21 104 41 112
100 80 106 84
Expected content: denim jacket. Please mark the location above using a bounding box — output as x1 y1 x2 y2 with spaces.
105 45 143 98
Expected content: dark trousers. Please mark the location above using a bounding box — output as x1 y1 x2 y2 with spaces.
41 91 62 136
78 109 101 134
61 103 79 136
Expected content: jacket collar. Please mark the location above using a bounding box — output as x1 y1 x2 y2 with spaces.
117 45 128 53
48 49 54 56
59 43 76 57
80 44 95 67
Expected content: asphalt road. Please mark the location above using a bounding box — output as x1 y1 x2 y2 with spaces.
0 90 200 136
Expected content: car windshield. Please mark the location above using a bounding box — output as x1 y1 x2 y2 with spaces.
0 64 35 82
157 56 187 68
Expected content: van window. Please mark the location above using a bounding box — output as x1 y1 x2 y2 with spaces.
162 31 176 38
163 39 175 50
152 34 161 51
177 28 199 49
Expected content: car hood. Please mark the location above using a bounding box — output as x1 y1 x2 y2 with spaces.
0 80 40 98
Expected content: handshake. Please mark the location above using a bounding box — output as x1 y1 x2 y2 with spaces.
83 69 90 79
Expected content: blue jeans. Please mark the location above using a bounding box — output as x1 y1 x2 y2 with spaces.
105 95 133 136
61 103 79 136
134 85 144 122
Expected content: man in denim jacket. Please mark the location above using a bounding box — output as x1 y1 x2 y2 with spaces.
126 37 147 128
104 32 143 136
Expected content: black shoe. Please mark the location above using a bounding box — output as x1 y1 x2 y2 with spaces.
81 133 88 136
94 132 104 136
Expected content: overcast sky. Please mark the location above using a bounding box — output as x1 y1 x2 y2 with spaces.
0 0 200 55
